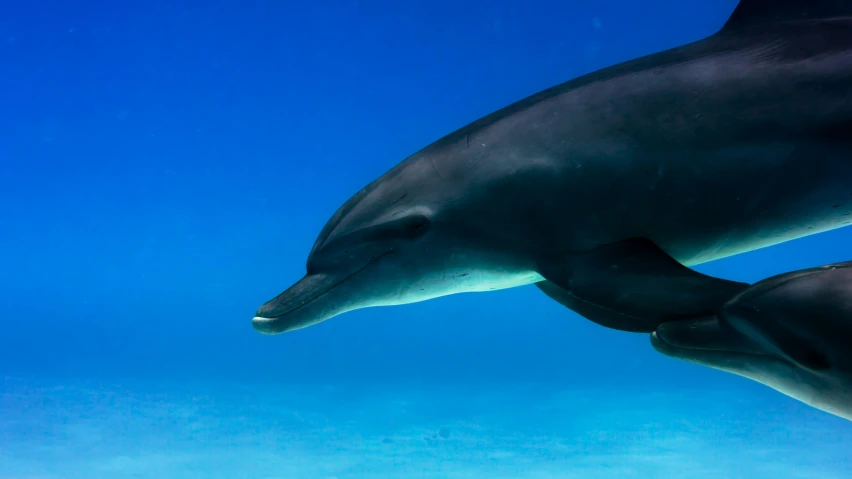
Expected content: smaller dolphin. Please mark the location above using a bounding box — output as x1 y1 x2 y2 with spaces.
652 261 852 422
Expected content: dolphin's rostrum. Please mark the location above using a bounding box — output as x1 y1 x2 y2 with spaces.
254 0 852 335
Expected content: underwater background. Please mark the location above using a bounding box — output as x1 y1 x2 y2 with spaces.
2 0 852 477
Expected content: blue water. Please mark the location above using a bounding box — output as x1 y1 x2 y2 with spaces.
1 1 851 477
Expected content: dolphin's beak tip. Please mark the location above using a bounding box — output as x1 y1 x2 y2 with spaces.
251 316 281 335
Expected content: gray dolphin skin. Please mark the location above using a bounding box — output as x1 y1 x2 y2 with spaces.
652 262 852 422
253 0 852 335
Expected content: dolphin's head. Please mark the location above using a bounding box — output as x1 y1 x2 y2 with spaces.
251 156 531 335
651 262 852 421
252 210 435 335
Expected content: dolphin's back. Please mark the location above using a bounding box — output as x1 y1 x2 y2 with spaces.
420 0 852 267
723 0 852 29
422 0 852 157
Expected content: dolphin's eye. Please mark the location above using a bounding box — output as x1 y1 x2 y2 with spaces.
340 214 430 243
397 214 431 239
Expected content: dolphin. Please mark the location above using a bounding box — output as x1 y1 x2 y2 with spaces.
253 0 852 335
652 261 852 422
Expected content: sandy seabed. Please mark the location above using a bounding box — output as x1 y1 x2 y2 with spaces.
1 376 850 479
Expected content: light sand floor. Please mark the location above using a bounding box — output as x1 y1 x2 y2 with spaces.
1 377 850 479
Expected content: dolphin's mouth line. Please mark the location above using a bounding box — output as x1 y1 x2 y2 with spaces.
651 330 761 365
651 328 791 367
651 330 743 355
257 249 396 320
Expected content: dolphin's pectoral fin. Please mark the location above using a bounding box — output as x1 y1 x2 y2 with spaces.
535 237 749 333
537 279 662 333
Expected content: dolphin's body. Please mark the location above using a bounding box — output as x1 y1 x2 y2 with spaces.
253 0 852 335
652 261 852 422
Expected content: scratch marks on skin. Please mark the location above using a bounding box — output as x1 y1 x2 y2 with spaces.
391 193 408 217
461 131 488 171
429 155 443 179
467 138 488 172
466 154 482 172
448 271 472 291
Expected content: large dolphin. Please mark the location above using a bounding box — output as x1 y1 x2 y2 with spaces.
253 0 852 335
652 261 852 422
